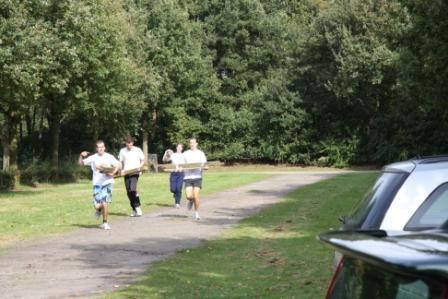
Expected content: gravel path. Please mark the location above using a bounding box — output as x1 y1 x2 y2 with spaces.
0 171 342 298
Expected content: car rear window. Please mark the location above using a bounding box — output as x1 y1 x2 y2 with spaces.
329 257 446 299
343 172 408 230
405 182 448 230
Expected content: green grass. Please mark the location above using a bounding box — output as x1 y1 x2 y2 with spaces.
106 172 378 299
0 170 271 248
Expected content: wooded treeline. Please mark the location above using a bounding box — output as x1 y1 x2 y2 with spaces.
1 0 447 174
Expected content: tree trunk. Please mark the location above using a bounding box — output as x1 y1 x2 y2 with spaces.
151 109 157 143
91 115 99 147
10 114 19 169
1 113 19 171
48 96 61 172
142 116 149 166
25 106 36 136
49 116 60 170
1 116 10 171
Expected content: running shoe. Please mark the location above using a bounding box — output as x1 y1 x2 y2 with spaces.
175 204 180 209
135 206 143 216
100 222 111 230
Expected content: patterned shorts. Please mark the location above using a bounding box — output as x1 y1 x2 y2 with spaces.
92 184 113 206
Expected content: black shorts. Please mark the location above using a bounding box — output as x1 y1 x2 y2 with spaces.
184 178 202 189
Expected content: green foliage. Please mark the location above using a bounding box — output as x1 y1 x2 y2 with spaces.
19 160 90 185
2 0 448 169
318 137 360 168
0 169 17 190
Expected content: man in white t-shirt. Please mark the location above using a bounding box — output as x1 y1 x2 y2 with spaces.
162 143 185 208
183 138 207 220
118 136 145 217
78 140 120 230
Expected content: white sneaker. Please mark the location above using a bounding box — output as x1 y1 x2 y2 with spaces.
135 206 142 216
94 208 102 219
175 204 180 209
130 210 137 217
100 223 111 230
194 212 201 220
187 201 193 211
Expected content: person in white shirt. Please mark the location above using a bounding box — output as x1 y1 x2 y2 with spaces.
162 143 185 208
78 140 120 230
183 138 207 220
118 136 145 217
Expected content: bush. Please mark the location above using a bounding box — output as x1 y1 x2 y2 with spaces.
0 169 17 190
319 137 360 168
19 159 91 186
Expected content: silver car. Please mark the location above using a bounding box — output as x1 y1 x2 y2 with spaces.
341 155 448 231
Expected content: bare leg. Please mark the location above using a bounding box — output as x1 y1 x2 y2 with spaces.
185 186 194 202
94 203 102 212
102 202 108 222
193 187 200 211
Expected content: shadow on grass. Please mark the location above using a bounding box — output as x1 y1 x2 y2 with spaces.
0 190 45 198
146 202 172 208
109 212 129 217
71 224 101 229
158 214 189 218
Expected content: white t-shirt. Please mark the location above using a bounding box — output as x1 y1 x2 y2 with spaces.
83 153 120 186
170 152 185 166
183 149 207 180
118 146 144 171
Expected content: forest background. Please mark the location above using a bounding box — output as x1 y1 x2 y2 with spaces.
1 0 446 187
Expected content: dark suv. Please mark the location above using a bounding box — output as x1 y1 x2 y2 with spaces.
341 156 448 231
319 230 448 299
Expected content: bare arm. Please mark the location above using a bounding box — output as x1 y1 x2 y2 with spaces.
78 151 89 166
108 164 120 177
162 149 173 163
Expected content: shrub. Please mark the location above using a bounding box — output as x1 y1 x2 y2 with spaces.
0 169 17 190
19 159 91 186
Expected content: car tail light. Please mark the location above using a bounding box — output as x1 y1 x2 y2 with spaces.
325 255 345 299
443 284 448 299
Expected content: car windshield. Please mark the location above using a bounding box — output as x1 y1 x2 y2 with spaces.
343 172 408 230
329 257 446 299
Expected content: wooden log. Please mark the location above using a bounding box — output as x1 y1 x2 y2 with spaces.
159 161 220 172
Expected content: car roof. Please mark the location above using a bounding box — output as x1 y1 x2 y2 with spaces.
382 155 448 173
318 230 448 280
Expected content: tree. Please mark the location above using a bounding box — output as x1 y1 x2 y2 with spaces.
292 0 406 164
0 2 45 170
35 0 147 169
139 0 221 154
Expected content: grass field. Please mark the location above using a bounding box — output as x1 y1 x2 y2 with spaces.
106 172 378 299
0 169 272 249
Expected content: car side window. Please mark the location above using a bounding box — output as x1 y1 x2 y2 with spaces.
405 182 448 230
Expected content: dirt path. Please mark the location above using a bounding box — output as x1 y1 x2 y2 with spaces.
0 171 343 298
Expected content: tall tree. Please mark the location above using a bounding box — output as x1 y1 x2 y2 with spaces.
0 2 45 170
292 0 406 164
139 0 221 154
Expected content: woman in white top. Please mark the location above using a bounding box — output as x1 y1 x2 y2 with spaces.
183 138 207 220
163 143 185 208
